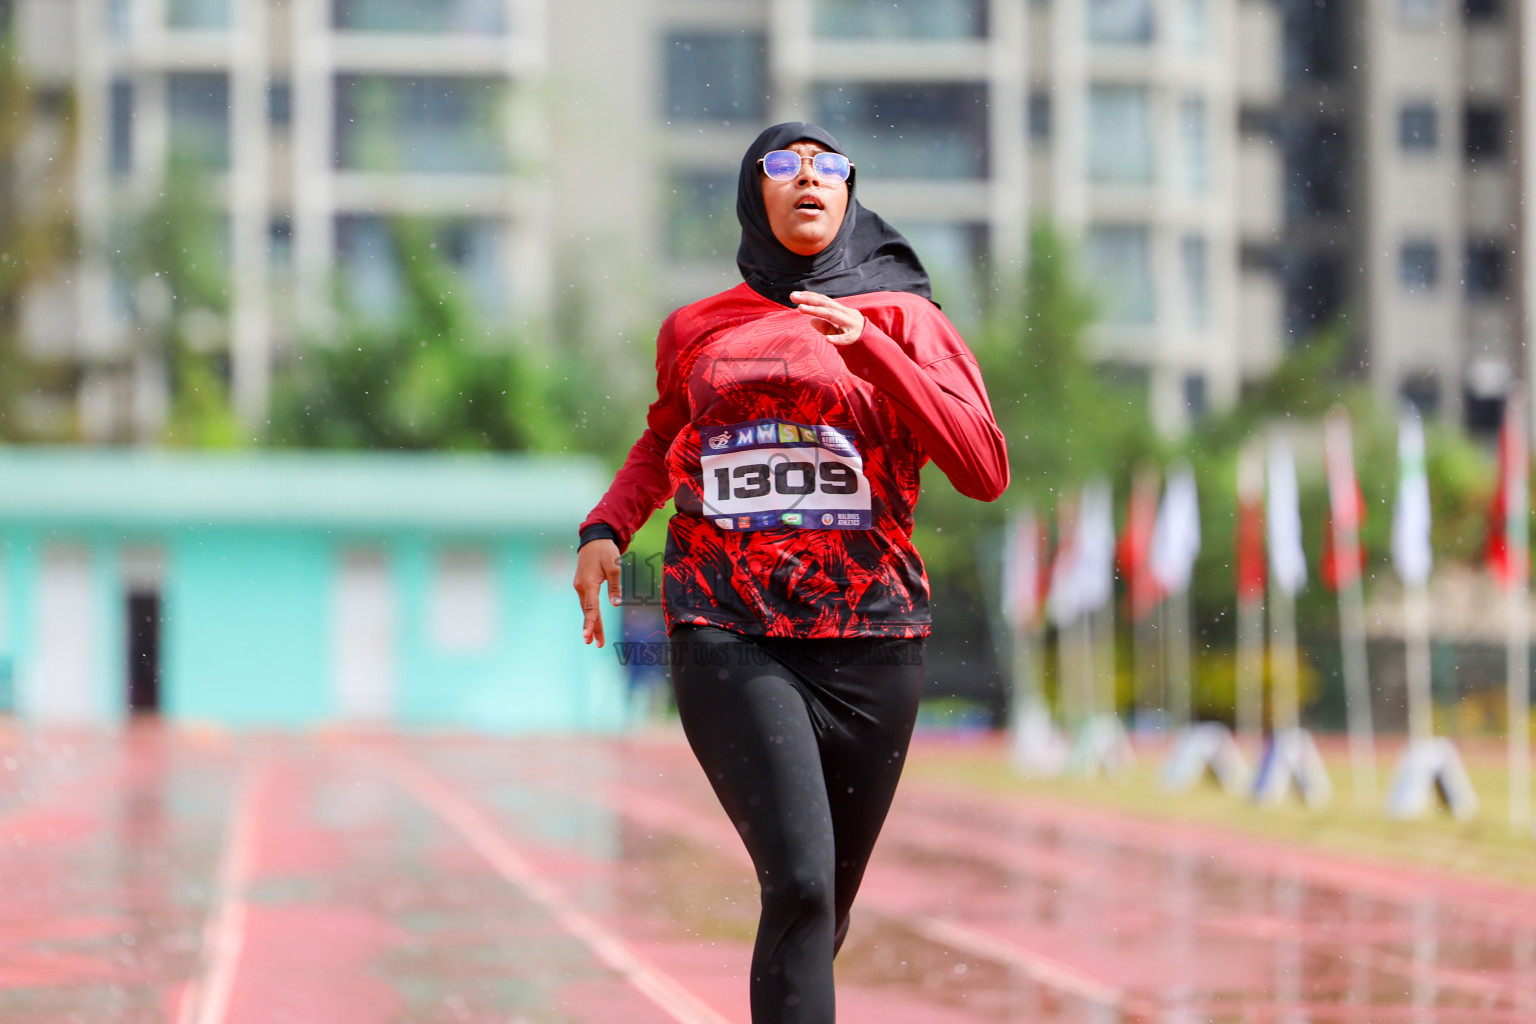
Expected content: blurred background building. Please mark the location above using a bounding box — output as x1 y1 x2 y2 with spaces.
1276 0 1524 432
3 0 1532 434
1 0 1531 730
7 0 1289 440
0 447 622 729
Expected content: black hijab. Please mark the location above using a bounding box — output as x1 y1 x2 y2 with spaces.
735 121 934 308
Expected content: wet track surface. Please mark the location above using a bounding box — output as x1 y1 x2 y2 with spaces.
2 727 1535 1023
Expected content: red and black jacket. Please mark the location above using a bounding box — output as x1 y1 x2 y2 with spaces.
581 283 1008 638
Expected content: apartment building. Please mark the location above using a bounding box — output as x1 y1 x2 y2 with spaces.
655 0 1287 434
13 0 563 441
11 0 1286 439
1277 0 1524 430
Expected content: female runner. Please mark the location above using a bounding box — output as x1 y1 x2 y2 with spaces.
572 121 1008 1023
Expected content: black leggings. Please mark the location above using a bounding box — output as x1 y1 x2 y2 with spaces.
669 625 925 1024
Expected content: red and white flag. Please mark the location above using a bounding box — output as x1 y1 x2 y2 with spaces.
1321 409 1367 592
1150 462 1201 595
1487 394 1530 589
1392 409 1433 588
1048 481 1116 626
1117 468 1163 621
1267 435 1308 596
1047 498 1080 628
1003 508 1048 633
1236 441 1266 604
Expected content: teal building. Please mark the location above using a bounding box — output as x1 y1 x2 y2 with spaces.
0 448 623 731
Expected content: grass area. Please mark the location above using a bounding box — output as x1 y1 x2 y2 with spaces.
905 732 1536 892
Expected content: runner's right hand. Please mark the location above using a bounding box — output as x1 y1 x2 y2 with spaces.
574 539 622 647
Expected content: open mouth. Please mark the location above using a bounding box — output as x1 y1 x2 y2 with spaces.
796 196 824 212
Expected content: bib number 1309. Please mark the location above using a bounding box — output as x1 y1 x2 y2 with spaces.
698 419 873 531
711 461 859 501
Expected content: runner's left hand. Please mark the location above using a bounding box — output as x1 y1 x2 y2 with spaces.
790 291 864 346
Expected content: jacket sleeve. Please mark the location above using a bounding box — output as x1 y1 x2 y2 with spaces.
837 304 1010 502
579 313 689 550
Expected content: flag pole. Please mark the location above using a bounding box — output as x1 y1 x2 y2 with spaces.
1101 583 1118 724
1270 572 1300 737
1169 585 1192 731
1258 433 1332 807
1404 583 1433 744
1149 461 1202 737
1385 406 1480 819
1236 438 1267 755
1126 464 1162 734
1506 387 1530 832
1005 509 1057 773
1326 408 1378 809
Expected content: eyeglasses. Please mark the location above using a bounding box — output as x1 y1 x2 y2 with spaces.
758 150 853 184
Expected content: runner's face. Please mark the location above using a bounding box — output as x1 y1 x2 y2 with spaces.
760 140 849 257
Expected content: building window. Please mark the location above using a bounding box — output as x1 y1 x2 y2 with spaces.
1463 0 1501 21
1176 0 1208 49
268 216 292 272
334 76 506 174
166 0 228 29
167 73 230 169
1465 358 1508 434
1465 105 1505 161
1088 85 1154 184
816 82 988 179
666 170 736 263
1182 233 1209 330
336 215 507 320
110 79 133 176
1238 105 1278 140
1398 103 1437 151
1028 90 1052 140
332 0 505 33
335 216 399 321
429 549 496 653
1088 0 1154 43
1239 242 1279 273
1283 253 1345 339
886 220 988 322
1179 95 1208 193
1400 240 1439 290
267 78 291 127
1183 373 1208 419
108 0 132 38
1400 371 1440 417
665 31 766 124
1283 118 1348 219
1465 240 1505 297
815 0 986 38
1086 224 1155 325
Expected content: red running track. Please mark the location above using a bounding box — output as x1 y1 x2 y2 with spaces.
1 725 1534 1023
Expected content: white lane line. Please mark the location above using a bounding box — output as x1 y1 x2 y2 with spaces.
605 782 1131 1015
908 918 1126 1010
177 766 260 1024
383 753 735 1024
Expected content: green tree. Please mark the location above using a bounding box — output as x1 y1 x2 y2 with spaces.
269 217 572 452
0 28 77 440
915 223 1159 580
119 158 242 447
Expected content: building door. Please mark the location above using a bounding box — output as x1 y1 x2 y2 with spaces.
333 550 395 722
126 590 161 714
33 545 95 723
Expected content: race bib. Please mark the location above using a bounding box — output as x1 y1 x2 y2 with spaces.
698 419 873 531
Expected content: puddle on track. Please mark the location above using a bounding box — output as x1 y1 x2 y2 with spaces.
3 730 1534 1023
